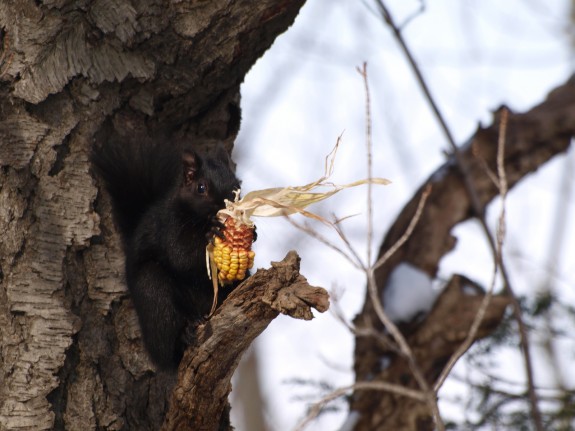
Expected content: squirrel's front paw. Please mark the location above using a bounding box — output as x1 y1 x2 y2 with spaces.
206 216 226 243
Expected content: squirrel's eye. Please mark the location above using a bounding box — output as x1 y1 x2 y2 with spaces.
196 181 208 194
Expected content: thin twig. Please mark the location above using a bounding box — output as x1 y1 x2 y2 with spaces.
434 109 509 392
495 110 543 430
308 65 440 429
294 381 427 431
373 0 457 151
298 85 435 427
372 0 491 231
284 217 365 270
367 186 445 430
331 217 369 271
373 184 431 271
471 143 500 188
356 63 374 268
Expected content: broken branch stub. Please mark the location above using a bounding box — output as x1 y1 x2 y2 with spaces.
162 251 329 431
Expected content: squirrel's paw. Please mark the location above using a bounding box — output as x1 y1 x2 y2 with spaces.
207 216 226 243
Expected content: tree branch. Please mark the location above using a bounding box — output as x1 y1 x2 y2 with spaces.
162 251 329 431
352 74 575 430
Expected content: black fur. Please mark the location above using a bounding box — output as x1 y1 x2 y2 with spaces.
92 140 240 369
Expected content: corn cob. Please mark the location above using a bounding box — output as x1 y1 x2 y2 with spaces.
212 216 255 285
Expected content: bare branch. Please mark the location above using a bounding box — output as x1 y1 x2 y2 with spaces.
366 186 444 430
373 185 431 272
372 0 458 151
493 109 543 430
284 217 365 270
369 3 547 427
353 74 575 429
162 252 329 431
294 381 427 431
356 62 375 267
434 108 509 392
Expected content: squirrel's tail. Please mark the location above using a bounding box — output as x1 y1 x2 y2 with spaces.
91 139 180 243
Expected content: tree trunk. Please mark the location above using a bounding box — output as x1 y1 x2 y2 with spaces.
0 1 305 430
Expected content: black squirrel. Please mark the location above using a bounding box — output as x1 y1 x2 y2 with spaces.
91 139 242 370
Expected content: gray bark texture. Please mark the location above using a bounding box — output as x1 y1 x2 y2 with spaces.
0 1 307 430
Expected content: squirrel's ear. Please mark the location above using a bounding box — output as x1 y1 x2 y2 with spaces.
214 143 236 172
182 150 199 186
214 143 231 165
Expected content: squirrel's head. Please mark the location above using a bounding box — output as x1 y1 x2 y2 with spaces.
177 146 240 218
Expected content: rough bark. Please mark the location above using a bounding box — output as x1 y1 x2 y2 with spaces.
0 1 306 430
162 251 329 431
352 76 575 430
